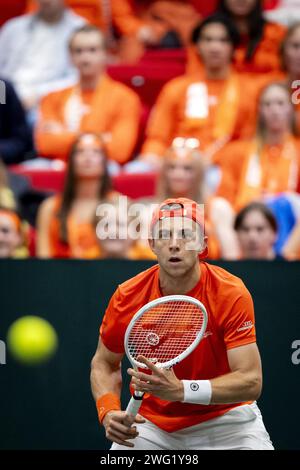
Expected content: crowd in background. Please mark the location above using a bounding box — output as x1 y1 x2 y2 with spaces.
1 0 300 260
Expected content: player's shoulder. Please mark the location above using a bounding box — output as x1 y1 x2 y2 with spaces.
118 263 159 293
40 85 73 105
116 264 159 299
203 262 252 298
160 73 197 95
104 75 139 100
0 13 32 34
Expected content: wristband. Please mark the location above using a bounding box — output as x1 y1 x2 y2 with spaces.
182 380 212 405
96 393 121 424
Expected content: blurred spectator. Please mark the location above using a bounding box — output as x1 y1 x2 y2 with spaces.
0 207 29 258
0 0 85 115
0 79 34 165
26 0 108 29
140 14 258 168
264 0 300 26
26 1 216 62
282 217 300 259
139 140 239 259
95 200 156 260
234 202 280 259
217 82 300 211
218 0 286 73
280 22 300 133
35 24 141 164
115 0 203 63
36 133 117 258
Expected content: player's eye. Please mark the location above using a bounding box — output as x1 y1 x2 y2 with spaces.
181 229 193 239
159 229 170 239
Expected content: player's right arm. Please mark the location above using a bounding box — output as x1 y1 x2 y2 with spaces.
90 338 145 447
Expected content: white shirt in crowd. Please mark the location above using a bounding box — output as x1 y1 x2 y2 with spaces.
264 0 300 26
0 9 85 101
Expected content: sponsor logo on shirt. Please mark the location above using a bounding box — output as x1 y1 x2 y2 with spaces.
237 321 253 332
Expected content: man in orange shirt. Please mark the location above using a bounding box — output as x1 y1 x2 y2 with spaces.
35 24 141 164
140 14 258 169
90 197 273 450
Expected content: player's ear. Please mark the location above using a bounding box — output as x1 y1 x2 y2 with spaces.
198 235 208 256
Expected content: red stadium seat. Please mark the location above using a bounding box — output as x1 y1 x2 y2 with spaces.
107 60 185 108
10 166 158 199
0 0 26 26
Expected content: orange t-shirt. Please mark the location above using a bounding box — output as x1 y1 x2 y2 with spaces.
141 72 257 158
233 22 286 74
100 261 256 432
35 75 141 164
216 137 300 210
48 195 100 258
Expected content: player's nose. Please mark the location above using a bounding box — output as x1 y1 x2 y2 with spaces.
168 235 180 251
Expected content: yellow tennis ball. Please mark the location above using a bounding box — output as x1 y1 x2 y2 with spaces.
7 316 58 365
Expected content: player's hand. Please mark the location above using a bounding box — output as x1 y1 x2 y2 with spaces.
103 410 145 448
128 355 184 402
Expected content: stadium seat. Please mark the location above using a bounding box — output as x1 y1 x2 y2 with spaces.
10 166 158 199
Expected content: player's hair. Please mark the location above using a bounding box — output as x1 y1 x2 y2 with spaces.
256 82 298 140
218 0 265 61
191 12 240 48
69 24 106 50
57 133 112 244
234 202 277 233
280 21 300 71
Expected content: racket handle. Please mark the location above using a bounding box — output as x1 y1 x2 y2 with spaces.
126 393 144 417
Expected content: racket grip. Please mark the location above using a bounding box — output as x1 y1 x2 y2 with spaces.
126 394 143 417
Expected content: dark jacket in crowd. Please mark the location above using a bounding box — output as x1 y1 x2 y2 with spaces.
0 78 34 164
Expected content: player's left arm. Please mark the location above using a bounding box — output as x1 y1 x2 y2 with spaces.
209 342 262 404
128 343 262 404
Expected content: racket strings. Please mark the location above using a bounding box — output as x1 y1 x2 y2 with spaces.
127 300 205 364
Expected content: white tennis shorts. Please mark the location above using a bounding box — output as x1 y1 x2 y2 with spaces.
111 402 274 450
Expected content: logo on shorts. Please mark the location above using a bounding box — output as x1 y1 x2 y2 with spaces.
190 382 199 392
146 332 160 346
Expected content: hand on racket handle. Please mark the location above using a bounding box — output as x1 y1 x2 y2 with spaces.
103 410 145 447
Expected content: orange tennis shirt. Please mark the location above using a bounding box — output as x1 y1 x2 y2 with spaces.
100 261 256 432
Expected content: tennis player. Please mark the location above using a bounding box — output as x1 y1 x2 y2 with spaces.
90 197 273 450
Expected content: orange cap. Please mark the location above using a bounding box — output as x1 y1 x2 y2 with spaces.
150 198 208 259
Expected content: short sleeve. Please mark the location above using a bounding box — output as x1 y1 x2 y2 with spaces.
222 287 256 350
100 287 127 354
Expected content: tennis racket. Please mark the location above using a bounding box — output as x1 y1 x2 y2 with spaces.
124 295 208 417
